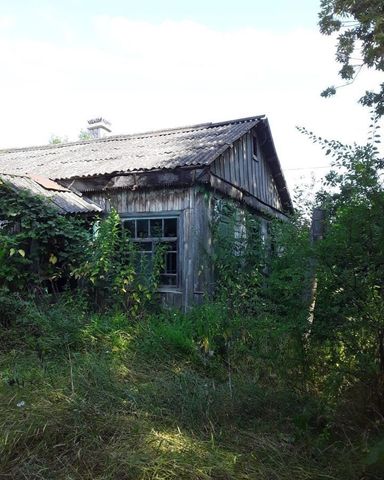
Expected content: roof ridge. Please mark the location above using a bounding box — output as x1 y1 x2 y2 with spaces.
0 115 265 154
0 172 25 177
126 114 265 138
0 172 42 178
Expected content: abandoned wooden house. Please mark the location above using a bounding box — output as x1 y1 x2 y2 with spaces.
0 115 293 307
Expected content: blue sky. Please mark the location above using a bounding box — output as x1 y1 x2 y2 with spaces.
0 1 380 189
3 0 320 35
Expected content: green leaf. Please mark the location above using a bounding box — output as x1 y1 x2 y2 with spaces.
49 254 58 265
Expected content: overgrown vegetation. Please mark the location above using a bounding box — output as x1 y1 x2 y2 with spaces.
72 209 164 314
0 179 89 294
0 182 162 314
319 0 384 117
1 128 384 478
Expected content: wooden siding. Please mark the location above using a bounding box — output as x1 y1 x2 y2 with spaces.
211 132 282 211
86 187 212 310
82 129 288 309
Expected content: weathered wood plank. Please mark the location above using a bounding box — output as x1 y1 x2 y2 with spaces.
87 186 204 311
229 145 236 185
234 142 240 186
238 139 244 188
61 168 205 193
251 136 259 198
208 174 288 221
87 188 194 215
242 136 249 193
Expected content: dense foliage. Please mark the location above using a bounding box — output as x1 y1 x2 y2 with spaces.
210 198 313 386
1 132 384 477
73 209 164 313
0 183 162 318
303 122 384 407
319 0 384 116
0 180 89 293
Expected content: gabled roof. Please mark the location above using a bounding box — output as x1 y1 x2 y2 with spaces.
0 115 292 212
0 173 102 215
0 116 263 180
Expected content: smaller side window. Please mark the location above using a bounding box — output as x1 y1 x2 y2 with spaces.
0 219 19 233
252 135 259 161
0 219 9 230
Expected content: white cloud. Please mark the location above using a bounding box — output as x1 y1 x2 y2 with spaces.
0 15 381 191
0 16 15 30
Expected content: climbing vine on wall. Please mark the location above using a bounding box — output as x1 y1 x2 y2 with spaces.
0 180 90 292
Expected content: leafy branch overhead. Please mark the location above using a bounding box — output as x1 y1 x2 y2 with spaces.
319 0 384 116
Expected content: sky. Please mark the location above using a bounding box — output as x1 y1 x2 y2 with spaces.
0 0 382 191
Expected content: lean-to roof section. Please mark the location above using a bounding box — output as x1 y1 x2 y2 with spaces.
0 173 102 214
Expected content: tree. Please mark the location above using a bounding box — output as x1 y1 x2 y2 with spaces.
78 129 93 141
300 121 384 405
48 130 93 144
319 0 384 117
49 134 69 144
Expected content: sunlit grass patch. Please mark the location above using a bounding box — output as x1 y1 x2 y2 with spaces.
0 298 381 479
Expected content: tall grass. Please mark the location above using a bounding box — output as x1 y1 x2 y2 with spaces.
1 297 382 479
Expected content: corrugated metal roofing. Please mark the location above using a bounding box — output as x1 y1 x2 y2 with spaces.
0 173 102 214
0 116 263 180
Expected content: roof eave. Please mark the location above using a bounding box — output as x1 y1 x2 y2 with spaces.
256 119 294 215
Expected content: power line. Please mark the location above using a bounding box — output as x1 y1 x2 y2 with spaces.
285 166 330 171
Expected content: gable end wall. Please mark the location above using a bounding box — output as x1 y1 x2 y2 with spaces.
210 132 282 211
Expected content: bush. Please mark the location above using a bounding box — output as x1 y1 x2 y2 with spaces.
0 181 90 293
73 209 163 314
0 288 26 328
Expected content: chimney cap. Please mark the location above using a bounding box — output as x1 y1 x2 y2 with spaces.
88 117 111 127
87 117 112 138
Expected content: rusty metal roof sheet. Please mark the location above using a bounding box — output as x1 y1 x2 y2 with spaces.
0 116 263 180
0 173 102 214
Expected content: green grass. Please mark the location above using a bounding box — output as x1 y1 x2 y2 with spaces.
0 299 383 479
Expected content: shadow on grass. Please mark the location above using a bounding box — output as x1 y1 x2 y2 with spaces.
0 301 381 479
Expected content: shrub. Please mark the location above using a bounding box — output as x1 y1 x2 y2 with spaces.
73 208 164 314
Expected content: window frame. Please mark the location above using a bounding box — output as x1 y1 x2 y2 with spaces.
252 134 259 162
120 211 182 290
0 219 20 234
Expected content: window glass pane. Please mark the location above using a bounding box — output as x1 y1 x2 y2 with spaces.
161 241 177 252
139 253 153 274
164 218 177 237
137 219 149 238
124 219 135 237
137 242 152 251
160 274 177 286
166 252 177 274
150 218 163 237
252 136 258 160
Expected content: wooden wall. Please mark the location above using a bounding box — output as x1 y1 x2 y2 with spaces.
87 187 212 310
211 131 282 211
82 130 285 309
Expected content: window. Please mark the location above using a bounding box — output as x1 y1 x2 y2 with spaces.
122 216 179 287
0 219 9 230
0 219 19 233
252 135 259 161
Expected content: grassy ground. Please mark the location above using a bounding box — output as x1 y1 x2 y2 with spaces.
0 300 383 479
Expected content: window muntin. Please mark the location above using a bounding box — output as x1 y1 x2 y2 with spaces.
122 216 179 288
